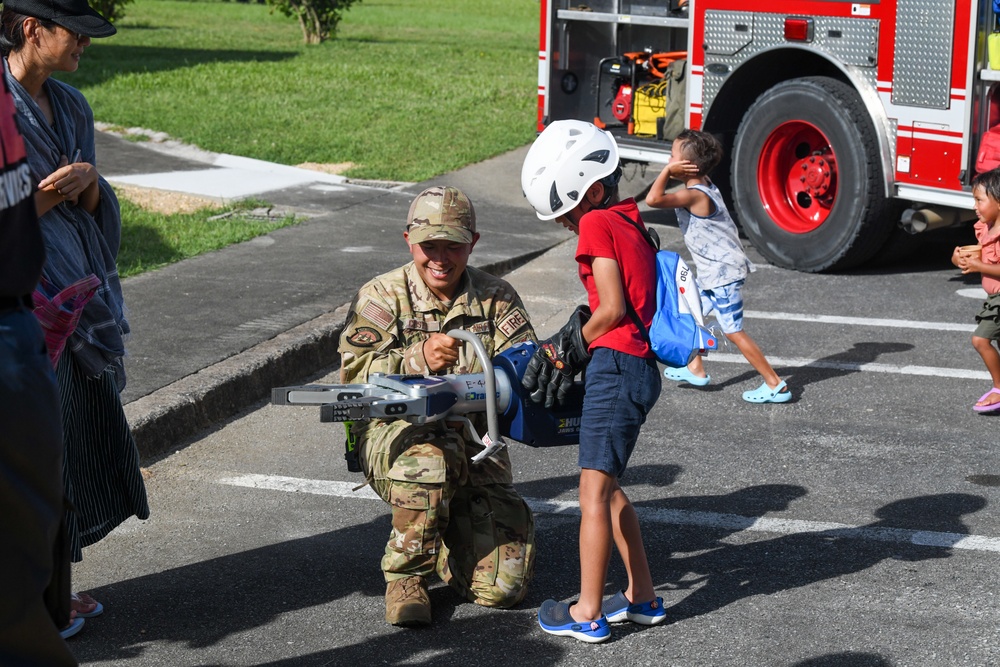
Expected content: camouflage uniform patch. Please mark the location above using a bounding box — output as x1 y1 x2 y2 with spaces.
497 309 529 339
402 318 440 333
340 262 538 604
467 321 491 335
347 326 382 347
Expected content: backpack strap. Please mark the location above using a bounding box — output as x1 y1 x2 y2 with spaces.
614 210 658 251
612 210 657 344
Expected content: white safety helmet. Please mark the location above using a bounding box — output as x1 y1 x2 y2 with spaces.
521 119 622 220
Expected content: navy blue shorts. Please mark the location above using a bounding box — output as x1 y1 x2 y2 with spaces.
578 348 661 476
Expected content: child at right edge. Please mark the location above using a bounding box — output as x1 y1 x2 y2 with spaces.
646 129 791 403
951 168 1000 413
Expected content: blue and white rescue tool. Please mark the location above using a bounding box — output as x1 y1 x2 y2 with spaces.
272 331 584 464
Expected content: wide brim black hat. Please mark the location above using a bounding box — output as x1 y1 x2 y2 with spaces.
3 0 116 38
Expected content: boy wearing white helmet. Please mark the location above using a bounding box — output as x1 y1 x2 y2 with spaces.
521 120 665 643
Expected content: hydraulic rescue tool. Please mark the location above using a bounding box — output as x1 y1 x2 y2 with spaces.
272 330 584 466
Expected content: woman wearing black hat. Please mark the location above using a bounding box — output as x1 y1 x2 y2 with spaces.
1 0 148 640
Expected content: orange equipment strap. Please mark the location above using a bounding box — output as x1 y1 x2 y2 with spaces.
620 51 687 79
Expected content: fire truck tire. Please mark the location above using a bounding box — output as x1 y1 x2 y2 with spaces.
731 76 894 272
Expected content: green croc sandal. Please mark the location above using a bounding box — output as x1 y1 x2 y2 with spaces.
743 380 791 404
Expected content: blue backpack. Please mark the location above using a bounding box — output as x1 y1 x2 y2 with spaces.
615 212 718 368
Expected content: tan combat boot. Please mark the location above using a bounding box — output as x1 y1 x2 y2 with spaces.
385 576 431 627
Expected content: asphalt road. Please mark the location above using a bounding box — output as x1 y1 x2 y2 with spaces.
69 223 1000 667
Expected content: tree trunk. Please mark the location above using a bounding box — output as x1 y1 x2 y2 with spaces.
296 12 313 44
307 4 324 43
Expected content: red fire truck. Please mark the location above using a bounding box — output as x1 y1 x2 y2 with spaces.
536 0 997 271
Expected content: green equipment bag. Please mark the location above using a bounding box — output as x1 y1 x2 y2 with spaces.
661 59 686 141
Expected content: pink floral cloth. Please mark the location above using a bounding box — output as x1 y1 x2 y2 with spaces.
32 274 102 368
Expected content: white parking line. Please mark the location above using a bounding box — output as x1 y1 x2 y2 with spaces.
706 310 988 378
745 310 975 332
217 474 1000 554
705 352 991 381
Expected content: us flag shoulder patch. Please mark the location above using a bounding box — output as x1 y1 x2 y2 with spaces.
360 301 394 330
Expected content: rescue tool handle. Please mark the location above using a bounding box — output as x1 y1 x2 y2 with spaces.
445 329 505 463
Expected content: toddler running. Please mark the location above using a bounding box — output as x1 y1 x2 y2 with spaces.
646 129 790 403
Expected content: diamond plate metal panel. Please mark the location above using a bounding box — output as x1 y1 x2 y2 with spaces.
815 18 878 67
891 0 954 108
702 11 878 117
704 11 753 56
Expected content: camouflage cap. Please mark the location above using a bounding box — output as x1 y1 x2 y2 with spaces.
406 186 477 245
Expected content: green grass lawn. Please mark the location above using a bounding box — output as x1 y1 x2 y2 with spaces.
61 0 539 182
116 196 299 278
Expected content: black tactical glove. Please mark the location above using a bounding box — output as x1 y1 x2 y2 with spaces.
522 305 591 408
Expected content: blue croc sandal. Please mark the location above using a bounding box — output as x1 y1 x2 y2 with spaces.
664 366 710 386
602 590 666 625
743 380 792 404
60 617 85 640
538 599 611 643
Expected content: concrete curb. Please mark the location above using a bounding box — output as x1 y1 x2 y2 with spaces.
124 304 350 460
123 250 558 461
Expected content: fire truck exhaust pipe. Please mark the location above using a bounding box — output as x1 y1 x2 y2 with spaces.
900 206 963 235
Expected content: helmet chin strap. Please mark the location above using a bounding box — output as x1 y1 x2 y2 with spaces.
597 164 623 208
598 186 618 209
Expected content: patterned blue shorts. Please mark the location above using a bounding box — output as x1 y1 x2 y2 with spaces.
700 280 745 334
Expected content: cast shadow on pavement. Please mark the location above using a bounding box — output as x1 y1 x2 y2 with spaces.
70 469 982 660
70 514 573 665
655 492 986 624
793 653 894 667
69 517 391 663
247 610 563 667
782 341 915 393
693 341 915 398
517 476 986 654
516 462 683 502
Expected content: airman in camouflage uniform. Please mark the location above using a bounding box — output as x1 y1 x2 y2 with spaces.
339 186 537 627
